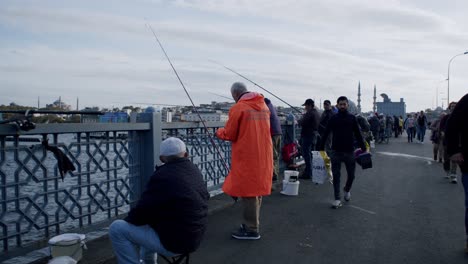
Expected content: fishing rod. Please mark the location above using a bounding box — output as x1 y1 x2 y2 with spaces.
0 110 104 115
112 102 223 110
210 60 302 113
146 24 236 200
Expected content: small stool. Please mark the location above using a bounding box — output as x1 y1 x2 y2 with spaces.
159 253 190 264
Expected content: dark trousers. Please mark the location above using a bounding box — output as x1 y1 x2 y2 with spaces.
462 174 468 239
330 151 356 200
301 134 317 178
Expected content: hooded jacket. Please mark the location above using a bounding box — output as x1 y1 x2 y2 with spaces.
446 93 468 173
264 98 282 136
216 92 273 197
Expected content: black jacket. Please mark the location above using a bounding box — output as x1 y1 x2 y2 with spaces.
319 110 366 152
318 109 335 137
299 108 320 137
125 158 209 253
446 93 468 173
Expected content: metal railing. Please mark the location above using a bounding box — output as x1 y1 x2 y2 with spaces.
0 112 297 257
0 112 234 255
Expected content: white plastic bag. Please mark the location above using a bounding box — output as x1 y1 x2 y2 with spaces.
311 151 333 184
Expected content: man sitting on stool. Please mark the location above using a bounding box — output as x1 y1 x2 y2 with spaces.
109 137 209 264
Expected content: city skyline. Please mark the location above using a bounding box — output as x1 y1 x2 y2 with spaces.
1 0 468 112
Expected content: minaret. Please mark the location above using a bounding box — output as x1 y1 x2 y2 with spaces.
373 85 377 113
76 97 79 111
37 96 40 109
357 81 361 113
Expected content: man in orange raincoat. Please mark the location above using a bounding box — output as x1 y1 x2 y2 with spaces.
216 82 273 240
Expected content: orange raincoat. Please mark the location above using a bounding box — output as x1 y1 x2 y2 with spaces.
216 92 273 197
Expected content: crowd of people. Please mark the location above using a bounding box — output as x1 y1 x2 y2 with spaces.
106 82 468 262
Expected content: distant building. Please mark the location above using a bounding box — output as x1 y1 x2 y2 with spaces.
376 93 406 117
99 112 129 123
181 111 228 122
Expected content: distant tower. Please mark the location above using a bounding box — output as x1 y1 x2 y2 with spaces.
76 97 79 111
357 81 361 113
373 85 377 113
37 96 40 109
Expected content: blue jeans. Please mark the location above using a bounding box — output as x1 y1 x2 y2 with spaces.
462 174 468 239
109 219 176 264
330 151 356 200
301 133 317 178
419 126 426 142
406 128 414 142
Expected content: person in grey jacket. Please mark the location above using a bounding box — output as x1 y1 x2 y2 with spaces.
109 137 209 264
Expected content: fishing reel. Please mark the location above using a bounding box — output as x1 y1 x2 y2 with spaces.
0 109 36 131
15 118 36 131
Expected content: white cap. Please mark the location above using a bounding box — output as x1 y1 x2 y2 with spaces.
160 137 186 156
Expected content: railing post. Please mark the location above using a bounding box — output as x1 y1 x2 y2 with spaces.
135 112 162 191
129 112 162 201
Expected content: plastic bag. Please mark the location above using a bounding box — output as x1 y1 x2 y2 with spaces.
311 151 333 184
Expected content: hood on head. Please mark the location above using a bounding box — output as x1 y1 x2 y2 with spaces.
239 92 265 110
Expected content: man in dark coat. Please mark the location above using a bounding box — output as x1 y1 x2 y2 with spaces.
319 96 366 209
441 102 459 183
318 100 335 154
109 137 209 263
298 98 320 179
446 93 468 252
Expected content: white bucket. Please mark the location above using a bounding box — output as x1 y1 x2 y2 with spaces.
48 233 86 262
280 180 300 196
284 170 299 182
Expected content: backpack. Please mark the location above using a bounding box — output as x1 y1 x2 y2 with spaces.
357 115 370 132
282 142 298 164
408 118 414 128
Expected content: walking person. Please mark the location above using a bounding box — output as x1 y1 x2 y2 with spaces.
440 102 458 183
394 115 400 138
264 97 282 189
216 82 272 240
445 93 468 252
430 112 445 162
378 114 386 143
318 96 367 208
399 116 404 135
369 113 380 144
109 137 209 264
416 111 428 143
404 114 415 143
318 99 335 155
298 98 320 179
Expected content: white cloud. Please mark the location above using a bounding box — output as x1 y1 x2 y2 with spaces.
1 1 467 111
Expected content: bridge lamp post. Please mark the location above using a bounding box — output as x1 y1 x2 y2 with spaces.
447 51 468 105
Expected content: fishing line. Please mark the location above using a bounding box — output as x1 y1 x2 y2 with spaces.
146 23 235 200
210 60 302 113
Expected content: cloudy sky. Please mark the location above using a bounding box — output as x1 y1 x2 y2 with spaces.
1 0 467 112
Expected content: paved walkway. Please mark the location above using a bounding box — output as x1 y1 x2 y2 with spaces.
65 135 468 263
